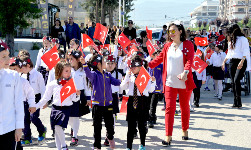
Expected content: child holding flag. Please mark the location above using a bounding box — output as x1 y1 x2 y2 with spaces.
35 36 52 84
68 50 91 146
120 55 156 150
36 60 80 150
82 54 121 150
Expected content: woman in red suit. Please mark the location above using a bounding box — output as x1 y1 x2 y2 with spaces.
148 22 196 146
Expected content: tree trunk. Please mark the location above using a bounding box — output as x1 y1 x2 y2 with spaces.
101 0 105 23
95 0 99 23
5 33 15 57
109 7 114 27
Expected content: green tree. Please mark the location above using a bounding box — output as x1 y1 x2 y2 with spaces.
0 0 42 56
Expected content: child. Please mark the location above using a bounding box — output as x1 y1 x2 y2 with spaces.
85 46 95 62
207 44 226 100
204 43 215 91
52 38 65 59
35 36 52 84
120 55 156 150
68 50 91 146
9 57 36 146
103 55 123 146
19 55 47 142
0 44 24 150
148 51 163 128
66 38 80 61
36 60 80 150
82 54 121 150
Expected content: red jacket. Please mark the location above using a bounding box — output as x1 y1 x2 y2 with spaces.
148 40 196 92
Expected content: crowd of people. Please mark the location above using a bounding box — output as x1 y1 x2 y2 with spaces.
0 17 250 150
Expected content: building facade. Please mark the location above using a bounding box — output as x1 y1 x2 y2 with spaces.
219 0 251 21
190 0 219 28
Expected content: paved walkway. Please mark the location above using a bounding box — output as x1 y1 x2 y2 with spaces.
24 81 251 150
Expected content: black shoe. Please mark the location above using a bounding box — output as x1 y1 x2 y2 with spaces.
148 121 154 128
104 137 109 146
182 136 189 140
162 138 172 147
194 102 199 107
218 97 222 100
232 104 238 108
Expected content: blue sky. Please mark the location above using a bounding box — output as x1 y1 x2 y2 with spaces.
128 0 204 27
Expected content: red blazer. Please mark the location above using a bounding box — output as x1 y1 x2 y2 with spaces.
149 40 196 92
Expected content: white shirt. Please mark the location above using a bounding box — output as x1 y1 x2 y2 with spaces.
166 42 186 89
21 68 46 96
36 80 79 109
207 52 226 67
110 71 123 93
35 48 50 70
85 54 93 62
120 73 156 96
20 76 36 107
192 68 206 81
226 36 251 70
0 69 24 135
71 68 91 97
47 68 55 83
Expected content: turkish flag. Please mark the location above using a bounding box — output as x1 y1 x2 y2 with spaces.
60 78 77 103
195 37 208 46
118 32 131 50
194 49 202 57
135 66 151 94
78 45 86 57
100 44 110 53
146 39 155 56
120 96 129 114
153 44 160 50
205 49 214 61
93 23 108 44
41 45 60 70
82 34 95 48
192 56 208 74
146 26 152 40
128 44 139 56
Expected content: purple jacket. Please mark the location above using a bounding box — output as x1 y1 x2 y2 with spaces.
84 66 121 106
148 63 163 93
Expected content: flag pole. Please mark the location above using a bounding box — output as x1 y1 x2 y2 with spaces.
119 0 121 27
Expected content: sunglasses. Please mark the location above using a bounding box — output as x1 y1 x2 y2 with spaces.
128 22 133 24
169 29 176 34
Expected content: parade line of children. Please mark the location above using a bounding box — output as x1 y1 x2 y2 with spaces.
1 23 249 150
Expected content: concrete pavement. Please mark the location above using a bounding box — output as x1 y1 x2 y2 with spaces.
24 80 251 150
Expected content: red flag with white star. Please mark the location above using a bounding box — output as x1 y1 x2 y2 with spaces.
118 32 131 50
135 66 151 94
128 44 139 56
60 78 77 103
41 45 60 70
146 39 155 56
146 26 152 40
192 56 208 74
194 37 208 46
93 23 108 44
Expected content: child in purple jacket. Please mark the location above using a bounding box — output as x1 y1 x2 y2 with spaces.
82 54 121 150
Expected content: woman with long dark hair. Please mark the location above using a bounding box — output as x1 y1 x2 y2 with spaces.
222 24 251 108
149 22 196 146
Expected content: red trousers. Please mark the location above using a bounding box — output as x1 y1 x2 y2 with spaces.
164 86 192 136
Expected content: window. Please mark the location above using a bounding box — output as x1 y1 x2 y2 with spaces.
202 13 207 16
58 1 65 7
208 12 217 16
78 2 82 8
238 8 245 12
238 1 246 5
208 6 217 11
249 8 251 12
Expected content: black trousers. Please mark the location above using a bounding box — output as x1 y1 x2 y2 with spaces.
0 130 22 150
92 105 114 149
229 59 247 106
149 93 163 121
193 83 201 104
127 120 147 149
